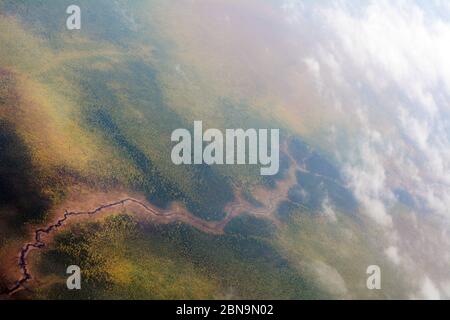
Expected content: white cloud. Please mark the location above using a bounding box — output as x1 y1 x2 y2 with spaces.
282 0 450 299
321 196 337 222
283 0 450 223
441 280 450 299
310 260 349 297
419 277 441 300
343 119 393 228
303 57 322 93
385 246 401 266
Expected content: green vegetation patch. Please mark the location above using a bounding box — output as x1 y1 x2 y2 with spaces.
224 214 276 239
37 214 325 299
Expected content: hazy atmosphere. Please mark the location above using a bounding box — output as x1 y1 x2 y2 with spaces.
1 0 449 300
